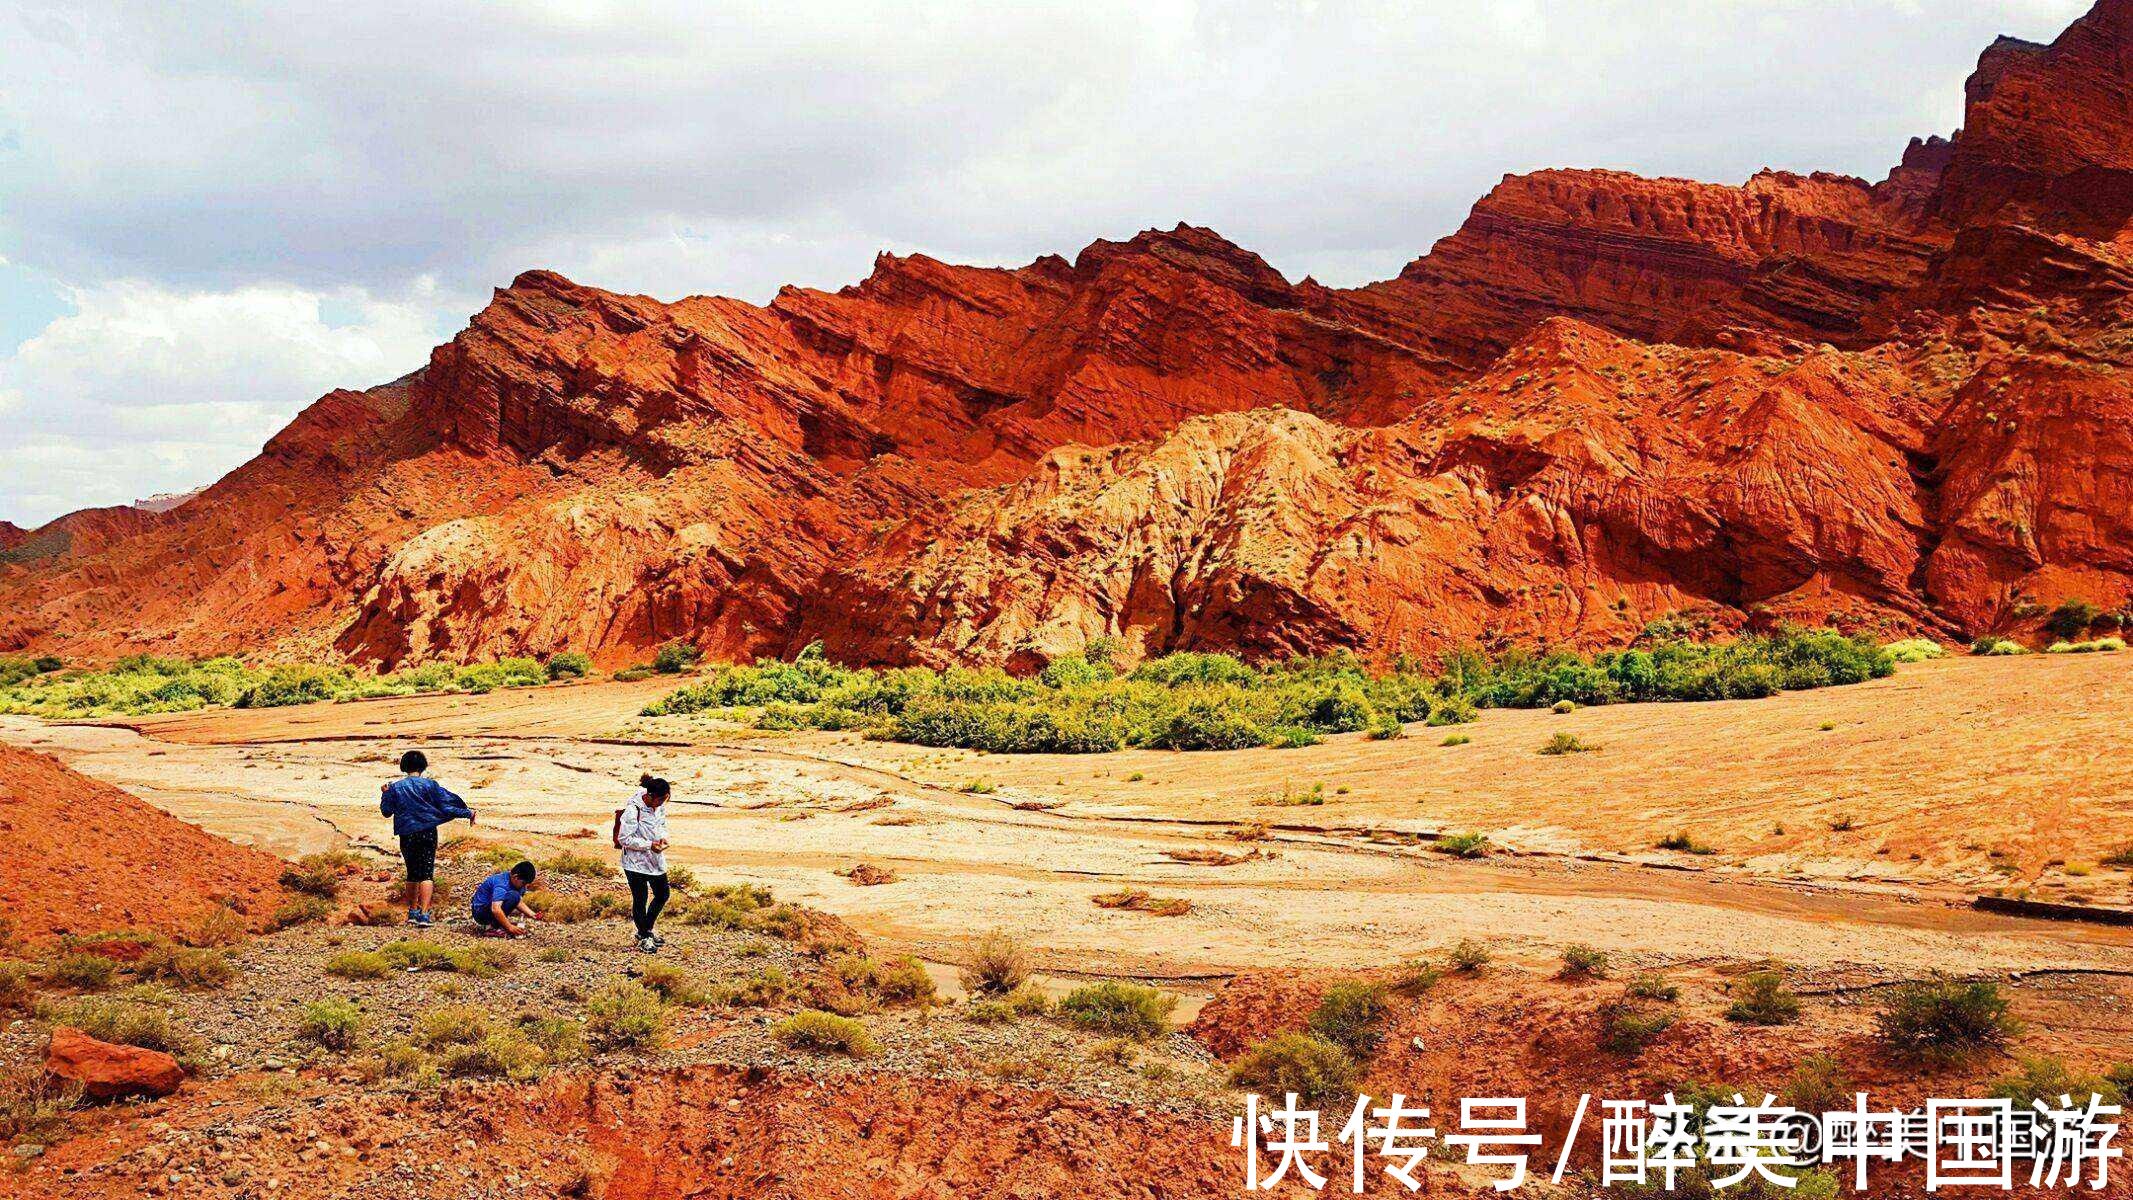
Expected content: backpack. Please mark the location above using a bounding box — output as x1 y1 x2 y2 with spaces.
612 807 627 849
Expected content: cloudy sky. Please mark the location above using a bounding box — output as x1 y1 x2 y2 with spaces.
0 0 2091 527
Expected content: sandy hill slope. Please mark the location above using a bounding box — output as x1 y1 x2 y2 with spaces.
0 742 285 945
8 1 2133 669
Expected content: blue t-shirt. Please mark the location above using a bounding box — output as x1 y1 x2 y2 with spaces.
470 871 527 920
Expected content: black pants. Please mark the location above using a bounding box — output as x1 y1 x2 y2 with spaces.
625 870 670 937
399 829 438 883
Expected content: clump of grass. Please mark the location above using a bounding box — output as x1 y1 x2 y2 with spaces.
1557 945 1610 980
1230 1033 1357 1106
1055 981 1176 1040
545 651 593 680
1597 999 1674 1055
1440 733 1472 747
1726 970 1802 1025
378 939 513 977
1365 714 1404 740
1539 733 1595 756
637 962 714 1008
270 895 334 930
586 980 669 1051
773 1010 878 1057
1882 638 1945 663
1551 699 1576 714
1827 813 1857 832
0 961 34 1011
1432 831 1490 858
0 1060 79 1145
1306 981 1391 1058
1781 1053 1854 1114
325 951 390 980
181 906 249 949
295 999 365 1052
1655 830 1716 855
45 995 196 1057
1446 939 1491 972
1988 1056 2123 1107
1255 782 1327 807
523 890 593 923
540 850 612 878
1390 960 1443 997
47 953 119 991
958 930 1031 996
139 947 235 989
2103 846 2133 868
1626 974 1680 1002
1875 978 2018 1065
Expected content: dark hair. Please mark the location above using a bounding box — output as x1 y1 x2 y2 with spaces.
645 777 671 800
639 773 655 789
510 860 537 883
400 750 427 774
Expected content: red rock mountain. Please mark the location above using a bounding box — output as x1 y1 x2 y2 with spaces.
8 0 2133 668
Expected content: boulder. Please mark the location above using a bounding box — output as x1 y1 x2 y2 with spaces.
45 1027 184 1101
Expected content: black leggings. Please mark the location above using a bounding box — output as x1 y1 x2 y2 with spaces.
625 870 670 937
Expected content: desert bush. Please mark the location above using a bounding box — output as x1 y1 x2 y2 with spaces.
773 1010 878 1057
666 864 697 890
1055 981 1176 1040
1446 939 1491 972
1780 1054 1853 1114
439 1030 548 1080
181 906 249 949
1365 713 1404 740
1229 1033 1358 1106
638 962 713 1008
1882 638 1945 663
1539 733 1595 756
653 642 703 674
1306 981 1391 1057
139 947 234 989
278 856 346 898
1626 974 1680 1003
872 955 937 1005
0 1061 78 1145
2047 599 2100 640
586 980 669 1051
1656 830 1715 855
296 999 365 1051
1432 831 1490 858
1390 960 1443 997
49 995 194 1056
958 930 1031 996
614 665 655 682
540 850 613 878
1875 978 2018 1065
1726 971 1802 1025
965 1000 1016 1024
1557 945 1609 980
1598 999 1674 1055
412 1004 491 1048
1987 1056 2123 1107
544 651 593 680
47 953 119 991
524 890 592 923
325 950 392 980
0 961 33 1011
1440 733 1472 747
270 895 334 930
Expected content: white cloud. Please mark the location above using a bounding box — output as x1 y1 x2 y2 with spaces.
0 281 446 524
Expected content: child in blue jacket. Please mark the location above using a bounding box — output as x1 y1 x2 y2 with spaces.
380 750 475 927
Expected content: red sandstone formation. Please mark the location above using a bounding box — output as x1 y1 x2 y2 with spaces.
44 1027 186 1101
7 1 2133 668
0 743 286 944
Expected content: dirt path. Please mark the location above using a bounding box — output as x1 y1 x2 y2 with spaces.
8 652 2133 983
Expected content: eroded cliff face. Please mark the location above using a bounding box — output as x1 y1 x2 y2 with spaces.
7 0 2133 668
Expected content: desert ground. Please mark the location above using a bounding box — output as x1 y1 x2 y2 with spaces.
7 652 2131 993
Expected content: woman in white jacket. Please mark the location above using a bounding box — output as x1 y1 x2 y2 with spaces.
616 774 672 953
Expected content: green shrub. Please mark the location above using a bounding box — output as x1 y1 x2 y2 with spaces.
1446 939 1491 972
2047 599 2100 641
773 1010 877 1057
1229 1033 1358 1106
1306 981 1391 1058
1558 945 1609 980
1988 1056 2123 1108
296 999 365 1051
587 980 669 1051
1539 733 1595 756
540 850 612 878
638 962 713 1008
1598 999 1674 1055
1656 830 1715 855
278 853 348 898
1781 1054 1853 1114
543 651 593 680
49 995 194 1056
1875 979 2018 1064
270 895 334 930
959 930 1031 996
140 947 235 989
0 961 33 1010
1883 638 1945 663
1440 733 1472 747
438 1030 550 1080
1055 982 1176 1040
325 951 391 980
48 953 119 990
1626 974 1680 1002
1725 971 1801 1025
182 906 249 949
653 642 703 674
1433 831 1490 858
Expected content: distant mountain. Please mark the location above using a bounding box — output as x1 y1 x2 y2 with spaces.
8 0 2133 667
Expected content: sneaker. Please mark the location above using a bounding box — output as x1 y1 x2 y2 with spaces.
637 936 658 954
650 933 665 948
406 909 423 926
412 910 434 928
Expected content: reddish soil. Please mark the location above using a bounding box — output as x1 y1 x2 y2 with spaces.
9 3 2133 668
0 743 284 945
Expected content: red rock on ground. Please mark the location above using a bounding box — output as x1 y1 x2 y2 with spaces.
44 1027 185 1101
0 743 286 945
7 2 2133 668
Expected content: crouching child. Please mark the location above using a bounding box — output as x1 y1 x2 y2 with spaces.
470 861 541 938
